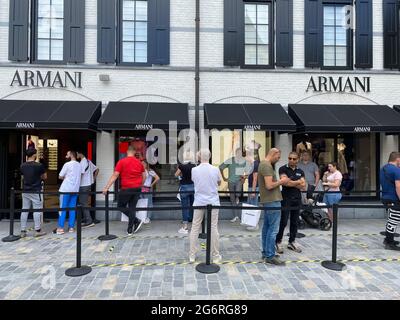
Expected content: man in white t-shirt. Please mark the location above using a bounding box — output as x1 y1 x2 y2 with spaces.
56 151 82 235
77 151 99 228
189 149 222 263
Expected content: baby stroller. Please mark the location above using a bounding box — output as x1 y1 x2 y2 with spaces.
298 184 332 231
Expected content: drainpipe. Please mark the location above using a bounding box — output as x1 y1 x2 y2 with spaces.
195 0 200 150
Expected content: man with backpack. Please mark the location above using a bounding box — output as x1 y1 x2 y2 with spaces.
380 151 400 251
77 151 99 228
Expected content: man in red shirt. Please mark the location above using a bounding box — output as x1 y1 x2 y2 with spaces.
103 146 146 235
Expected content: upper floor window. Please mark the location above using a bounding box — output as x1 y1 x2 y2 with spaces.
121 0 148 64
305 0 372 70
8 0 85 64
36 0 64 62
223 0 293 69
97 0 170 65
323 5 350 68
244 3 271 67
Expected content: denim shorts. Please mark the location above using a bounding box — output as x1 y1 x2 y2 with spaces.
323 193 342 206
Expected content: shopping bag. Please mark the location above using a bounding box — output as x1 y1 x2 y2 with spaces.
120 198 149 222
240 203 261 227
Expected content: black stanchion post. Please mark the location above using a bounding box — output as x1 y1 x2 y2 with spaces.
196 205 220 274
2 188 20 242
66 205 92 277
199 218 206 239
321 204 346 271
98 191 117 241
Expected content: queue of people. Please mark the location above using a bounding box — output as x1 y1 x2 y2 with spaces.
19 142 400 265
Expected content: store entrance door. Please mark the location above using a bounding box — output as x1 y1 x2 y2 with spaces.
2 130 96 219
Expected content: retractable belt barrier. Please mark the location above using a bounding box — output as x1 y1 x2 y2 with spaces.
0 188 397 276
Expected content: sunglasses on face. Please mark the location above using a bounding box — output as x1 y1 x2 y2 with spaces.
288 157 298 160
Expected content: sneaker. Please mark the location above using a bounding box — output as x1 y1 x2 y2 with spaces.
288 242 302 253
82 222 95 229
383 239 400 246
34 230 47 238
20 230 27 238
385 243 400 251
264 256 285 266
56 229 65 235
133 220 144 234
178 227 189 234
230 216 239 223
127 227 133 236
246 225 259 231
276 243 284 254
93 219 101 224
262 254 280 260
189 254 196 263
212 255 222 264
143 218 151 224
69 228 75 233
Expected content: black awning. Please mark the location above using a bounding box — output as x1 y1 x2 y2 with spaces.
0 100 102 130
288 104 400 133
204 103 296 131
98 102 190 130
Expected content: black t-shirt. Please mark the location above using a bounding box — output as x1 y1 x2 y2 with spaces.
279 165 305 200
20 161 46 191
178 163 196 185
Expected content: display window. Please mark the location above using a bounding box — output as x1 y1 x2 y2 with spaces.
117 131 178 195
211 130 272 194
293 133 379 198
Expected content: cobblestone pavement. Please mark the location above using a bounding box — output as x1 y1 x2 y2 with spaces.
1 217 400 300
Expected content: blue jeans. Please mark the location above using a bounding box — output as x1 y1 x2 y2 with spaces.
247 187 259 206
180 184 194 223
58 194 78 228
261 201 281 259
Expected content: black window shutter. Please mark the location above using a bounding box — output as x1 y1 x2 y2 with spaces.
355 0 373 68
383 0 399 68
64 0 85 63
97 0 116 63
148 0 170 65
224 0 243 66
8 0 29 61
304 0 322 67
276 0 293 67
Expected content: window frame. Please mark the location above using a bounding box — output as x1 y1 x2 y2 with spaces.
241 0 275 69
116 0 151 66
31 0 66 65
321 3 353 70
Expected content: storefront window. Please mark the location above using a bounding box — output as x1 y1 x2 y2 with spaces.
211 130 272 194
293 133 378 197
117 131 178 195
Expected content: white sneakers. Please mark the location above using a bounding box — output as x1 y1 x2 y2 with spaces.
143 218 151 224
230 216 240 223
188 254 222 263
178 227 189 234
246 225 259 231
212 254 222 264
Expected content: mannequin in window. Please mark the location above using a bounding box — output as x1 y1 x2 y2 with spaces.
337 142 348 175
296 134 312 156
